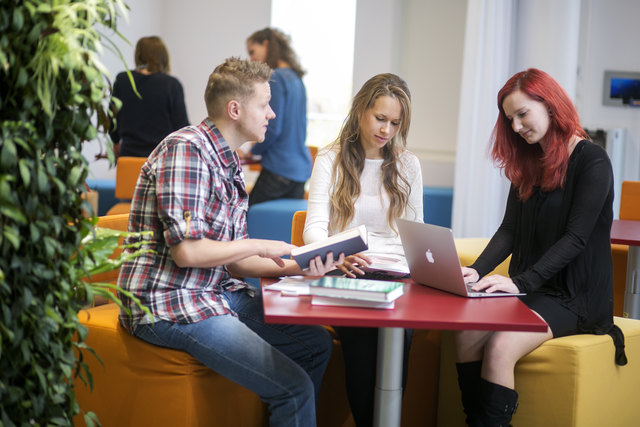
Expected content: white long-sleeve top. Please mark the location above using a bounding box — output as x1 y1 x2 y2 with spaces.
303 147 423 257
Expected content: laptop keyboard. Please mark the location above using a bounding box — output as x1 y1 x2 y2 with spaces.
466 283 489 296
360 271 411 280
465 283 524 297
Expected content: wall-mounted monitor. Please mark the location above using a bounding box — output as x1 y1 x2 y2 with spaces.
603 70 640 107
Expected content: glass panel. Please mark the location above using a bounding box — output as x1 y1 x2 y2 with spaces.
271 0 357 147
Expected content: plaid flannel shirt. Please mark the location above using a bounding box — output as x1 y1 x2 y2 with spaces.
118 118 249 332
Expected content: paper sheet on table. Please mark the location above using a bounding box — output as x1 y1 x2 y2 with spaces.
263 276 314 296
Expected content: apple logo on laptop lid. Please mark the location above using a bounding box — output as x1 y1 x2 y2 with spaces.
425 249 435 263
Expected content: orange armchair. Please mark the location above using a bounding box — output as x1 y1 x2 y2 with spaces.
75 213 268 426
105 156 146 215
291 210 307 246
612 180 640 316
620 180 640 220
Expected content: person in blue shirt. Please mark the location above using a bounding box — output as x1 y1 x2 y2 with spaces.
246 28 311 206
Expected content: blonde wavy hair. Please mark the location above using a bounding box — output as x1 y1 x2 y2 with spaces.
329 73 412 234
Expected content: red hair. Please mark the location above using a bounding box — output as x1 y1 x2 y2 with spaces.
491 68 588 201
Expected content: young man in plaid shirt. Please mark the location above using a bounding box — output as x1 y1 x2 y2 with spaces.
117 58 343 426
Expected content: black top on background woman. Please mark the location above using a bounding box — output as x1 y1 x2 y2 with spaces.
110 36 189 158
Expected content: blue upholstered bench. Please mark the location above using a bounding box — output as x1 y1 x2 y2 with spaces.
245 198 309 286
86 178 118 216
246 188 454 243
423 186 453 228
247 198 309 243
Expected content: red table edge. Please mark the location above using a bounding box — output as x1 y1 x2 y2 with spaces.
261 279 548 333
263 311 547 332
611 219 640 245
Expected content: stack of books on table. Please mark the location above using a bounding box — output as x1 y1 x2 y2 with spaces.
308 276 404 310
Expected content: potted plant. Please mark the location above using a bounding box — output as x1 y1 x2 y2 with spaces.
0 1 145 424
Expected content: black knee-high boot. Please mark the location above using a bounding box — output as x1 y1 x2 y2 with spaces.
456 361 482 426
478 378 519 427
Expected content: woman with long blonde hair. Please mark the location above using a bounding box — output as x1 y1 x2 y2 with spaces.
303 73 423 426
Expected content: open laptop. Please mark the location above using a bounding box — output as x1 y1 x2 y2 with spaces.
397 219 524 298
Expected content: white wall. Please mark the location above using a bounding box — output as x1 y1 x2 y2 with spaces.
85 0 640 199
577 0 640 216
577 0 640 133
401 0 466 188
85 0 271 180
162 0 272 123
351 0 467 188
85 0 165 180
515 0 581 98
352 0 405 90
86 0 467 184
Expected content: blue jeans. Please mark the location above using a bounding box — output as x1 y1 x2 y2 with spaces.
133 288 332 427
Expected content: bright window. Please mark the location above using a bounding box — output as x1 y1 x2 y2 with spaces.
271 0 357 148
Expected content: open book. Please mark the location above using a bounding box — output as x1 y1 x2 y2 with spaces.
359 252 410 278
291 225 368 269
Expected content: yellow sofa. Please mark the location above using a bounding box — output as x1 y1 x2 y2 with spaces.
437 238 640 426
437 317 640 426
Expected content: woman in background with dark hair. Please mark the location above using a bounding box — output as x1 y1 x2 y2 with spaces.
110 36 189 158
454 68 626 426
246 27 311 206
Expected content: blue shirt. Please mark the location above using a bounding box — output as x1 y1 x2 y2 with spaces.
251 68 311 182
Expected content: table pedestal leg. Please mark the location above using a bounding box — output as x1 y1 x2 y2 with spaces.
623 246 640 319
374 327 404 427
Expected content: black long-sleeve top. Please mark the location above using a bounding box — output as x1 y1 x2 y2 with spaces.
470 140 626 364
110 70 189 157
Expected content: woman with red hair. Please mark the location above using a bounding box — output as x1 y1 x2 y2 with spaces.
454 68 626 426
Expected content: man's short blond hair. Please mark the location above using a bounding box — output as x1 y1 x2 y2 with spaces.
204 57 273 119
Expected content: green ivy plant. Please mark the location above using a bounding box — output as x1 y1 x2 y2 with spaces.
73 225 152 311
0 0 141 425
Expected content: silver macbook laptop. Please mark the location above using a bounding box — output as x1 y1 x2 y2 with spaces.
397 219 524 298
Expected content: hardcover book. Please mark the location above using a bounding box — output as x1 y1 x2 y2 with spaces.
308 276 404 302
311 295 395 310
292 225 368 269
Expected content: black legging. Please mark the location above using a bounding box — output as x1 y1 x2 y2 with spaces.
248 168 305 206
334 326 413 427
